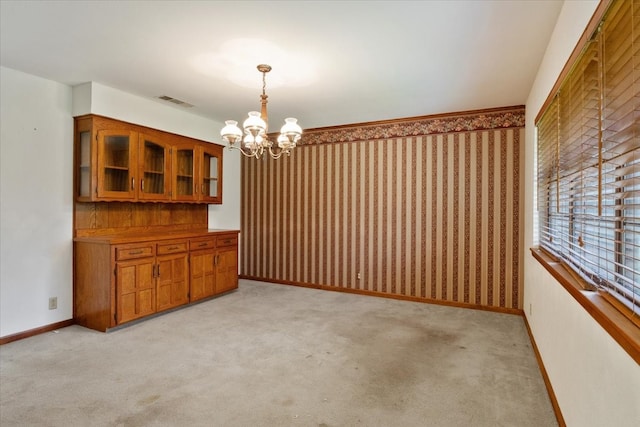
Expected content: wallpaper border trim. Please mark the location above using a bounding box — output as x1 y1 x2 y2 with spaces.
297 105 525 145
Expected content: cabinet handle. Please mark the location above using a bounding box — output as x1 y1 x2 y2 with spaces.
223 240 231 244
152 264 157 277
168 246 179 250
157 265 160 277
198 243 208 247
131 177 135 190
195 184 198 194
141 179 145 192
129 250 143 255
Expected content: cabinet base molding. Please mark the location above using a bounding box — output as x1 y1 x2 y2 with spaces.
0 319 75 345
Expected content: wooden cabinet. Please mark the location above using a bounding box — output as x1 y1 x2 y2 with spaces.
173 143 223 203
114 243 157 324
139 134 172 201
189 238 216 301
173 144 196 202
155 240 190 312
113 240 189 323
116 256 156 323
75 115 222 204
73 116 233 332
96 130 171 200
199 144 222 204
96 129 137 199
215 235 239 294
74 230 239 332
188 233 238 301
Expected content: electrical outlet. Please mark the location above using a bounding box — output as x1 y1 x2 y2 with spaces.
49 297 57 310
529 303 532 316
357 272 361 280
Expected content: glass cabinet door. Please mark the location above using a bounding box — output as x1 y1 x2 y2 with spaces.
173 146 196 201
199 145 222 203
77 130 92 198
97 130 137 199
74 116 95 201
139 134 171 200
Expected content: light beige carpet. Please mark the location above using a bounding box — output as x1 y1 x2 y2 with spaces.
0 280 556 426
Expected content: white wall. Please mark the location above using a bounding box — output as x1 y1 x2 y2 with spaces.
0 67 74 337
0 74 240 338
524 2 640 427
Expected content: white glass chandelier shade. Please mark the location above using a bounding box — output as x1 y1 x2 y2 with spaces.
220 64 302 159
220 120 242 144
242 111 267 136
280 118 302 140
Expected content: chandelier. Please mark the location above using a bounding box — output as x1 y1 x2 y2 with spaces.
220 64 302 159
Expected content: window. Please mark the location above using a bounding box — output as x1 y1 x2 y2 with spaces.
536 0 639 324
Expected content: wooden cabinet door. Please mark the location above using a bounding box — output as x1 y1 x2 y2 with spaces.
75 117 95 201
138 134 172 201
197 144 223 204
156 253 189 312
172 143 197 202
190 249 216 301
215 247 238 294
97 130 138 200
116 258 156 324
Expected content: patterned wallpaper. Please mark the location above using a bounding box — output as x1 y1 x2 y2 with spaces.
240 106 525 312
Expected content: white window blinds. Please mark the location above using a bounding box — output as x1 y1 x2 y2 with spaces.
537 0 639 320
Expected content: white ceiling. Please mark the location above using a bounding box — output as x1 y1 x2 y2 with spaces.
0 0 563 130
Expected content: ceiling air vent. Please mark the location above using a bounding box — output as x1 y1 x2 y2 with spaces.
157 95 194 108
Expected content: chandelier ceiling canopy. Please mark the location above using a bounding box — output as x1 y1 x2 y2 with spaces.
220 64 302 159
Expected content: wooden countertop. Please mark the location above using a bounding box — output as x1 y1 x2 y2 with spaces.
73 229 239 244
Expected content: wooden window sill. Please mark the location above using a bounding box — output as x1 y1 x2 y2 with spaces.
530 247 640 364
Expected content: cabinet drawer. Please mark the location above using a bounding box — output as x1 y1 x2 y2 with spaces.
115 243 155 261
216 235 238 248
190 238 216 251
157 240 188 255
